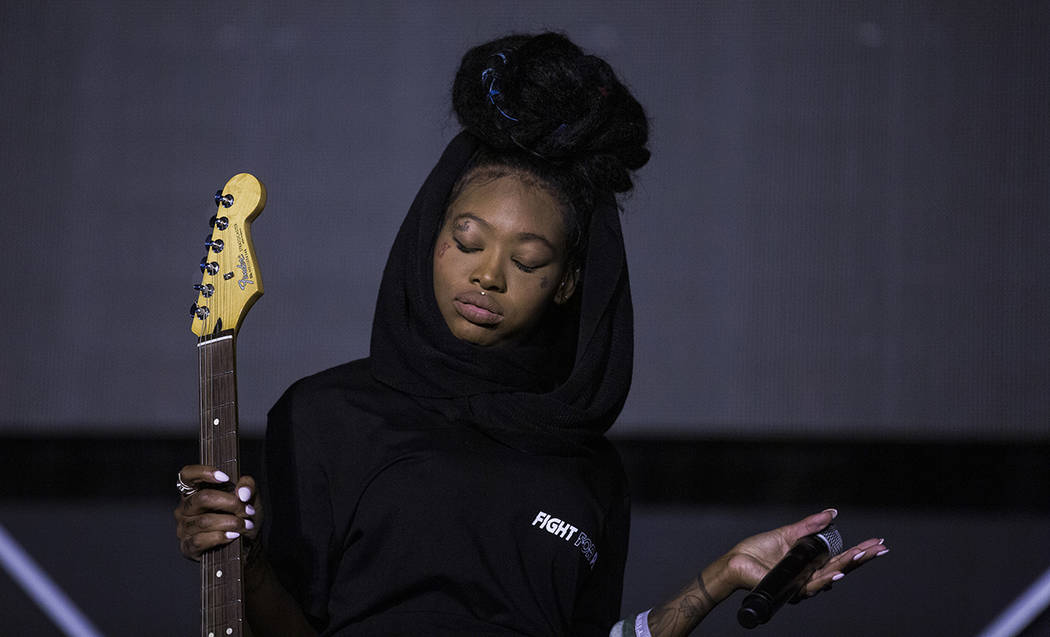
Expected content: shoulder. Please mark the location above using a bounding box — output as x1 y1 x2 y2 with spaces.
270 358 370 409
266 356 447 451
268 357 407 419
266 358 419 446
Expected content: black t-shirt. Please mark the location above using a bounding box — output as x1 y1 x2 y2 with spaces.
263 358 630 636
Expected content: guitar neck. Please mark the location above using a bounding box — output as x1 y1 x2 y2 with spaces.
198 332 245 637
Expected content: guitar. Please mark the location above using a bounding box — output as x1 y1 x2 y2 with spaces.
190 173 266 637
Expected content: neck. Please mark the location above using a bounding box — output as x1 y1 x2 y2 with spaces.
198 332 245 636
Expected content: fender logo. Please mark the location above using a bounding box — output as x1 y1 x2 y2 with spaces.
236 254 254 290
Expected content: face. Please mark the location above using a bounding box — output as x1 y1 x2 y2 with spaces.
432 174 578 347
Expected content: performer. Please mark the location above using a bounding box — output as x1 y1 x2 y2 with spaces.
175 32 887 636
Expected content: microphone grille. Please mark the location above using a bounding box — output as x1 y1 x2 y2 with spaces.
817 524 845 557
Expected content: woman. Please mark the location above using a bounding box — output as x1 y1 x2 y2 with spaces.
175 32 887 636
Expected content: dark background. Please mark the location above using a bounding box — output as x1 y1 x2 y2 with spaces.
1 1 1047 635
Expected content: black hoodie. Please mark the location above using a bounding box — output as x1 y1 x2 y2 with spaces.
263 131 633 635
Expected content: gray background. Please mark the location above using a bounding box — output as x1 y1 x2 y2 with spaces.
2 0 1047 439
1 1 1048 636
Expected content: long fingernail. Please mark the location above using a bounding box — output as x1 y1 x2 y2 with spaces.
823 508 839 519
237 486 251 502
244 519 254 530
876 549 890 557
245 504 256 516
225 531 240 539
214 470 230 482
853 551 866 561
831 572 845 581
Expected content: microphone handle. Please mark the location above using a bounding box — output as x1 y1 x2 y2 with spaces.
737 535 829 628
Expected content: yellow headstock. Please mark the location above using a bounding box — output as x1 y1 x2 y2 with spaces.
191 173 266 338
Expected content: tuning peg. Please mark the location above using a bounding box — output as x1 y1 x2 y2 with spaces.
209 215 229 230
200 258 219 275
190 303 210 319
214 190 234 208
204 235 224 253
193 283 215 298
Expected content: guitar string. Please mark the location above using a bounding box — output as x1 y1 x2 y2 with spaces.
199 325 207 636
203 191 255 635
210 215 222 635
213 204 239 635
203 249 220 633
223 215 236 634
202 208 216 635
203 323 213 633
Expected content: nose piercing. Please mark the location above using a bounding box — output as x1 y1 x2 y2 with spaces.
480 291 486 295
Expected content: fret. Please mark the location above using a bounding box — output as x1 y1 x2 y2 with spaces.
202 580 243 596
202 601 243 613
213 459 239 473
200 379 236 392
201 430 240 444
201 401 238 412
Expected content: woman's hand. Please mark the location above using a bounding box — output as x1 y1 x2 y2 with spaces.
174 464 260 561
644 509 888 637
173 466 317 636
724 509 888 598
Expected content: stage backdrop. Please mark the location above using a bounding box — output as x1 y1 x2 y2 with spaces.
1 1 1047 440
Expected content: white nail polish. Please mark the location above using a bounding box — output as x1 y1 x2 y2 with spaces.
245 504 256 516
876 549 890 557
832 573 845 581
823 508 839 519
225 531 240 539
214 470 230 482
244 519 254 530
237 487 251 502
852 551 866 561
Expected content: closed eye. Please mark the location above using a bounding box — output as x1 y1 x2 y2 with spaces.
454 239 480 254
514 261 538 273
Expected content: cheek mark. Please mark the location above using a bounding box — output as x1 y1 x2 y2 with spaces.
437 242 450 258
539 276 550 289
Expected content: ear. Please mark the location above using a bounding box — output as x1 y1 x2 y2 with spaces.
553 267 580 305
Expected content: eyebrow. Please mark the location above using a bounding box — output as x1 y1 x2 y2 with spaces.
453 213 556 251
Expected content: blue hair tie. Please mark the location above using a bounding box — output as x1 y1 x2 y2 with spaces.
481 52 519 123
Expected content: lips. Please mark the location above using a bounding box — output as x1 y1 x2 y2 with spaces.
453 291 504 326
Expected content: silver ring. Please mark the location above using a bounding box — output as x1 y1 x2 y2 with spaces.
176 471 197 497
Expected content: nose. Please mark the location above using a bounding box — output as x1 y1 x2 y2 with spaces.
471 251 506 293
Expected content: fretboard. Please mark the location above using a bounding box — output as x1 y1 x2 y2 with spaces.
198 333 244 637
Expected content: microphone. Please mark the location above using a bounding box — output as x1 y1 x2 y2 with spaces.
737 523 844 628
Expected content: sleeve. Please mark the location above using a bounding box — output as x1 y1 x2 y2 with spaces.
260 383 336 631
570 486 632 636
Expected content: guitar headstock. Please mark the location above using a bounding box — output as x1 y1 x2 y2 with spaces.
191 173 266 338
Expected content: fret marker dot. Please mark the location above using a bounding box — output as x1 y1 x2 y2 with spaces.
216 569 223 578
213 418 220 426
208 633 214 637
226 629 234 635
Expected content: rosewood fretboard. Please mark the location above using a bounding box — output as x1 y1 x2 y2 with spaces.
198 332 244 637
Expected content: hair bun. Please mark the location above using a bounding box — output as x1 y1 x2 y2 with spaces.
452 32 650 195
